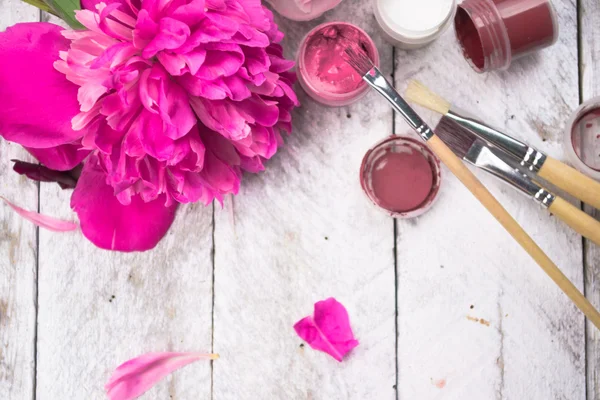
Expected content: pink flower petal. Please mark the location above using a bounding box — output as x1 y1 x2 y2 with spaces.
26 143 90 171
106 352 219 400
70 155 178 252
1 197 78 232
0 23 84 148
294 298 359 362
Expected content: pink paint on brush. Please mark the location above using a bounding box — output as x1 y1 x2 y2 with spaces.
297 22 379 106
360 136 442 218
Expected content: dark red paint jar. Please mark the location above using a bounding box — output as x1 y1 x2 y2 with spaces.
455 0 559 73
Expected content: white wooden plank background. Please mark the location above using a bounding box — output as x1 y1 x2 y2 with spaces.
580 0 600 398
0 4 41 400
395 1 586 399
0 0 598 399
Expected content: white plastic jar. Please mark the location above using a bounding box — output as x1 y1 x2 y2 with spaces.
266 0 342 21
373 0 457 49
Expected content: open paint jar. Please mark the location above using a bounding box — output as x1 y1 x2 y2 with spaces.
373 0 457 49
360 135 442 218
297 22 380 106
564 97 600 180
455 0 558 72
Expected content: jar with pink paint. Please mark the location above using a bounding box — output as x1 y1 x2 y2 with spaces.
454 0 559 73
360 135 443 219
564 97 600 181
296 22 380 107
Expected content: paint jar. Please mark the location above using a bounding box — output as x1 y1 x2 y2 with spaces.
266 0 342 21
360 135 442 219
373 0 457 49
297 22 380 107
454 0 559 73
564 97 600 181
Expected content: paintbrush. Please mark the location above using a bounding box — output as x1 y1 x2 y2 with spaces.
343 47 600 330
437 116 600 246
405 80 600 210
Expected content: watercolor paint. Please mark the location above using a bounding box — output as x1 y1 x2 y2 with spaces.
373 0 456 49
297 22 380 106
360 135 442 218
455 0 558 72
564 97 600 180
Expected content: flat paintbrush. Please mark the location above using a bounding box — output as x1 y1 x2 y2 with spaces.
405 80 600 210
437 116 600 246
343 47 600 329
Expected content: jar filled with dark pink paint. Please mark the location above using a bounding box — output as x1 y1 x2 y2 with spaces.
454 0 559 73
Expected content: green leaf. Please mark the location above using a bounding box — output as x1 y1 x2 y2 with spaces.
20 0 57 14
46 0 84 29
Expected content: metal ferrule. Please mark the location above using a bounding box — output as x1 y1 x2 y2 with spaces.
532 188 555 208
446 109 547 172
464 141 556 209
362 68 434 141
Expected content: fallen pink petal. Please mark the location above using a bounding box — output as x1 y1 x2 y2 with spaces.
294 298 359 362
105 352 219 400
1 196 78 232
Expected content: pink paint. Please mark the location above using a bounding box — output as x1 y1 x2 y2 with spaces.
371 149 433 212
570 107 600 171
360 136 442 219
433 378 447 389
297 22 379 106
455 0 558 72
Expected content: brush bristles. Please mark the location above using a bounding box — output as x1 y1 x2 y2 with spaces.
434 116 477 159
405 80 452 115
344 46 374 77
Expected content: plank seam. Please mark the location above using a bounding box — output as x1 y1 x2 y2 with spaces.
32 12 42 400
392 45 399 400
576 1 590 398
210 202 216 400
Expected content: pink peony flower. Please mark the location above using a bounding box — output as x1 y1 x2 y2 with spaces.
0 0 298 251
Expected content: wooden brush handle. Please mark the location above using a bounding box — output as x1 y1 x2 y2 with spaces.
548 197 600 246
427 135 600 329
538 157 600 210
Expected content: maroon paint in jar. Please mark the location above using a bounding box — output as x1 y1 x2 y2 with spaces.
454 0 559 73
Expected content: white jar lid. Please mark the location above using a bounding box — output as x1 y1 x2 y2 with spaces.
374 0 457 46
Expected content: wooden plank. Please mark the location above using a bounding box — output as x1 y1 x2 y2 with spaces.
212 2 396 399
580 0 600 398
395 1 585 398
0 4 40 400
34 15 215 399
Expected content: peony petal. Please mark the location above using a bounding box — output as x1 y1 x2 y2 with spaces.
106 352 219 400
294 298 359 362
26 143 90 171
71 155 178 251
12 160 78 189
0 23 84 148
1 197 78 232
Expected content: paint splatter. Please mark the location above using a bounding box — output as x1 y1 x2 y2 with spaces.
467 315 491 326
432 378 446 389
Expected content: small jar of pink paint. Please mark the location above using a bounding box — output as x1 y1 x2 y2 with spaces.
564 97 600 181
360 135 443 219
297 22 380 107
454 0 559 73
